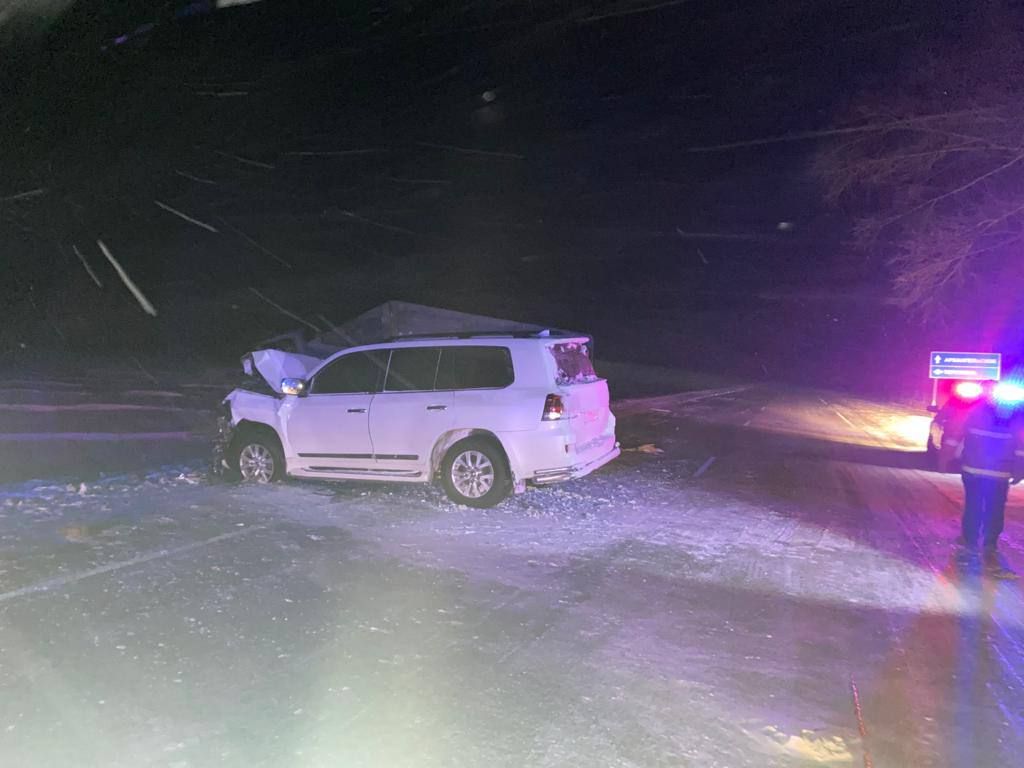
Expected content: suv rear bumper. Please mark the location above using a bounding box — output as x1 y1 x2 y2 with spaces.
531 443 620 485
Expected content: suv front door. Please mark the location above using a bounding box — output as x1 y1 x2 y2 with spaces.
285 350 387 471
369 347 453 474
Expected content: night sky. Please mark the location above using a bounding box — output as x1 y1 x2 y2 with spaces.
0 0 983 388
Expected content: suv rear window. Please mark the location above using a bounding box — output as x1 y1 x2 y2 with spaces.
384 347 441 391
549 342 598 385
436 346 514 390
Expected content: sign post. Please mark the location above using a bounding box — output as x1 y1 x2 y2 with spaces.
928 351 1002 407
928 352 1002 381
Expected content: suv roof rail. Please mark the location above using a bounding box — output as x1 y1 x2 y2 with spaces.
379 329 586 342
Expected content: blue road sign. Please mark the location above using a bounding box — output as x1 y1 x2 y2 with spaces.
929 351 1001 380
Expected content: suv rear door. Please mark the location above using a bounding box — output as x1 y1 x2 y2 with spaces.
437 344 517 426
368 347 453 474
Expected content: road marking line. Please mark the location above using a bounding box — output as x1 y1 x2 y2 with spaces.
693 456 716 477
616 384 754 409
0 431 202 442
0 527 260 604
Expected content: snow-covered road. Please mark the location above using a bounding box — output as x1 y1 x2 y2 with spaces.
1 385 1022 767
0 374 220 483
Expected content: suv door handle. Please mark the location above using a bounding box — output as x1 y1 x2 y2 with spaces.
426 404 448 411
347 408 367 413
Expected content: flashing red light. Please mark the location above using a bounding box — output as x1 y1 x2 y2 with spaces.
954 381 984 400
542 394 564 421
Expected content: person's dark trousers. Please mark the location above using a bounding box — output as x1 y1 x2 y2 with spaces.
961 473 1009 550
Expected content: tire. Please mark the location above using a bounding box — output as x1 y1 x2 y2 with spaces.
231 429 286 483
440 438 511 508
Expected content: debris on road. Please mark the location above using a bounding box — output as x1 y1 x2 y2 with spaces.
750 725 855 764
624 443 664 454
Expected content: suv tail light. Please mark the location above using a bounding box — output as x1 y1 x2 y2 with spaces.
542 394 564 421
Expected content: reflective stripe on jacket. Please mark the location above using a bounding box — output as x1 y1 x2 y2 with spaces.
960 403 1023 480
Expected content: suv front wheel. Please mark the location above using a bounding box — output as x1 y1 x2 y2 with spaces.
441 438 511 508
232 430 286 483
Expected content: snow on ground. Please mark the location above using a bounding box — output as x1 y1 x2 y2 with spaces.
1 379 1023 767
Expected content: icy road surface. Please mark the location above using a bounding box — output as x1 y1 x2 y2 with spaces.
2 386 1023 767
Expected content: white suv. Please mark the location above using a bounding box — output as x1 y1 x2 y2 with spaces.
218 334 620 507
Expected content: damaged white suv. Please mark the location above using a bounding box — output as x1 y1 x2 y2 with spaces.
217 334 620 507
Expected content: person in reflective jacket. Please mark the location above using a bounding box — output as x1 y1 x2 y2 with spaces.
957 397 1024 579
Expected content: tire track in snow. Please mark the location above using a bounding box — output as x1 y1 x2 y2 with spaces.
0 527 261 604
857 463 1024 761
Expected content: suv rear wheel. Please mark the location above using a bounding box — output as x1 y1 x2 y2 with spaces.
441 438 511 508
232 430 285 483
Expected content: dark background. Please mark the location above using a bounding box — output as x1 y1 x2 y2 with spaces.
0 0 1004 395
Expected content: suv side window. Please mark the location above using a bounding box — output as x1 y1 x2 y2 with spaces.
312 351 388 394
436 346 514 390
384 347 441 392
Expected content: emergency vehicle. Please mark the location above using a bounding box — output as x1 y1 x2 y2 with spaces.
927 379 1024 471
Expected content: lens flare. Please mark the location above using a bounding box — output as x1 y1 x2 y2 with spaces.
953 381 983 399
993 381 1024 404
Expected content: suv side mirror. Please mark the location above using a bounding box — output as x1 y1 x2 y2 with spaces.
281 378 308 396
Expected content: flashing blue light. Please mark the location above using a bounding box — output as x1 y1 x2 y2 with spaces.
993 382 1024 405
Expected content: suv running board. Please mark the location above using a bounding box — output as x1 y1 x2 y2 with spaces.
306 466 423 478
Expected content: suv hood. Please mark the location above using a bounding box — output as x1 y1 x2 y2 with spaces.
243 349 322 392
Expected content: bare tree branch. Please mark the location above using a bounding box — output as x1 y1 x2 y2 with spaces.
878 151 1024 229
810 7 1024 315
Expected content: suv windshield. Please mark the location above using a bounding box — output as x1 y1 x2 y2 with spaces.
549 341 599 385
